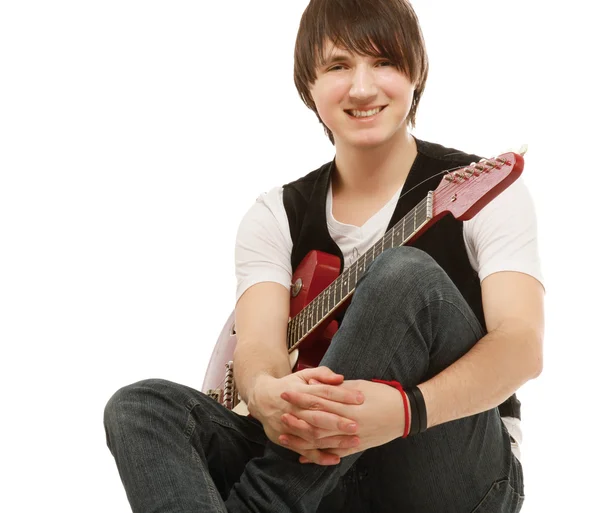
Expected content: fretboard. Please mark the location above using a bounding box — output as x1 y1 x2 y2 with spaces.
287 192 433 351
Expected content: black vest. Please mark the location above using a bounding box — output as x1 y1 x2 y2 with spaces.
282 138 520 420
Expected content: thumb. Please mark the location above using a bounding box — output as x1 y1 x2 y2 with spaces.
298 366 344 384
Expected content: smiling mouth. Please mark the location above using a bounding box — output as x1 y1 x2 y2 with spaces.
344 106 387 119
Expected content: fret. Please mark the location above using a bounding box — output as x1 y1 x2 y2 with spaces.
294 317 299 346
292 319 298 348
413 207 417 232
383 232 392 251
304 308 309 336
301 310 307 339
319 294 324 320
332 278 337 305
290 318 296 348
402 215 406 243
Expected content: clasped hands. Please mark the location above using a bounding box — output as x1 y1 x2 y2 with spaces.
248 367 406 466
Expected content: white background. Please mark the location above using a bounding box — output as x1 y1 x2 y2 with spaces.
1 1 597 511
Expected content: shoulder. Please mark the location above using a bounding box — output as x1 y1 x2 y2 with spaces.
464 176 543 286
238 186 286 231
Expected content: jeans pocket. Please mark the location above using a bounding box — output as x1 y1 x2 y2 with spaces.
470 479 525 513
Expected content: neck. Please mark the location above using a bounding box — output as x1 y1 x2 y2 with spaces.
332 129 418 196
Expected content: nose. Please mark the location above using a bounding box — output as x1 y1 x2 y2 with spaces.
349 64 378 102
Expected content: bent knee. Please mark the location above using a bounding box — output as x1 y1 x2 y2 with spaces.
103 378 175 431
367 246 442 285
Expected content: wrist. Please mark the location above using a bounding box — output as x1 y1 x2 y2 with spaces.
247 373 277 418
372 379 428 438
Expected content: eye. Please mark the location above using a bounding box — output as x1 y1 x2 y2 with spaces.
327 64 346 72
376 60 395 67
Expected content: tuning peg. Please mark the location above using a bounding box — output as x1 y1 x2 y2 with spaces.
500 144 528 156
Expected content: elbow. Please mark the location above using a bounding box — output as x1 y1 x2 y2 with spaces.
530 358 543 379
532 352 543 378
529 335 544 379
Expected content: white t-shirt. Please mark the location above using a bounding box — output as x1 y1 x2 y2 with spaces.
234 174 543 462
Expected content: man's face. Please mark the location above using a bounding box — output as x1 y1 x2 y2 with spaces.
310 40 415 149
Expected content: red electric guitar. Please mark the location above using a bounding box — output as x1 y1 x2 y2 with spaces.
202 150 525 414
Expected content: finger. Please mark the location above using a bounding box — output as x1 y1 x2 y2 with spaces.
302 384 365 405
318 447 355 459
298 449 341 466
281 412 334 441
282 410 357 437
297 366 344 385
279 433 360 452
280 391 360 428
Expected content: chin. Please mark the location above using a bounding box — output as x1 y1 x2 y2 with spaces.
344 131 393 149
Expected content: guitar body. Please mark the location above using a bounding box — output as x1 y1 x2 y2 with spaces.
201 250 345 413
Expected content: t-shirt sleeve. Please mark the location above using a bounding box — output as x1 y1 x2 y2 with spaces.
234 187 293 303
463 177 544 288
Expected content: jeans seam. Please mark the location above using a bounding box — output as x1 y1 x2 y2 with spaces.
435 298 485 339
191 443 226 511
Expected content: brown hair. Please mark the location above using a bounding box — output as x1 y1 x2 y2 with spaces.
293 0 429 144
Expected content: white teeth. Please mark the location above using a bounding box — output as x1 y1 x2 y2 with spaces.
350 107 383 118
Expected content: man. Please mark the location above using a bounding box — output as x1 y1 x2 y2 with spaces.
104 1 544 511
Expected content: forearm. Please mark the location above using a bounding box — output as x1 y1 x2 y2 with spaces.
418 323 543 429
233 338 291 405
233 282 293 405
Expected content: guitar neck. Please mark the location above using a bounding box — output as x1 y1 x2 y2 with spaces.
287 192 434 351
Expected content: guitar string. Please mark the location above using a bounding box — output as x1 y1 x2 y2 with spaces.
288 155 515 347
210 155 514 395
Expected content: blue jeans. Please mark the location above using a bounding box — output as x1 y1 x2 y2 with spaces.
104 247 524 512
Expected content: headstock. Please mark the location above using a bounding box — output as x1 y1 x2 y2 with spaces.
432 152 524 220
